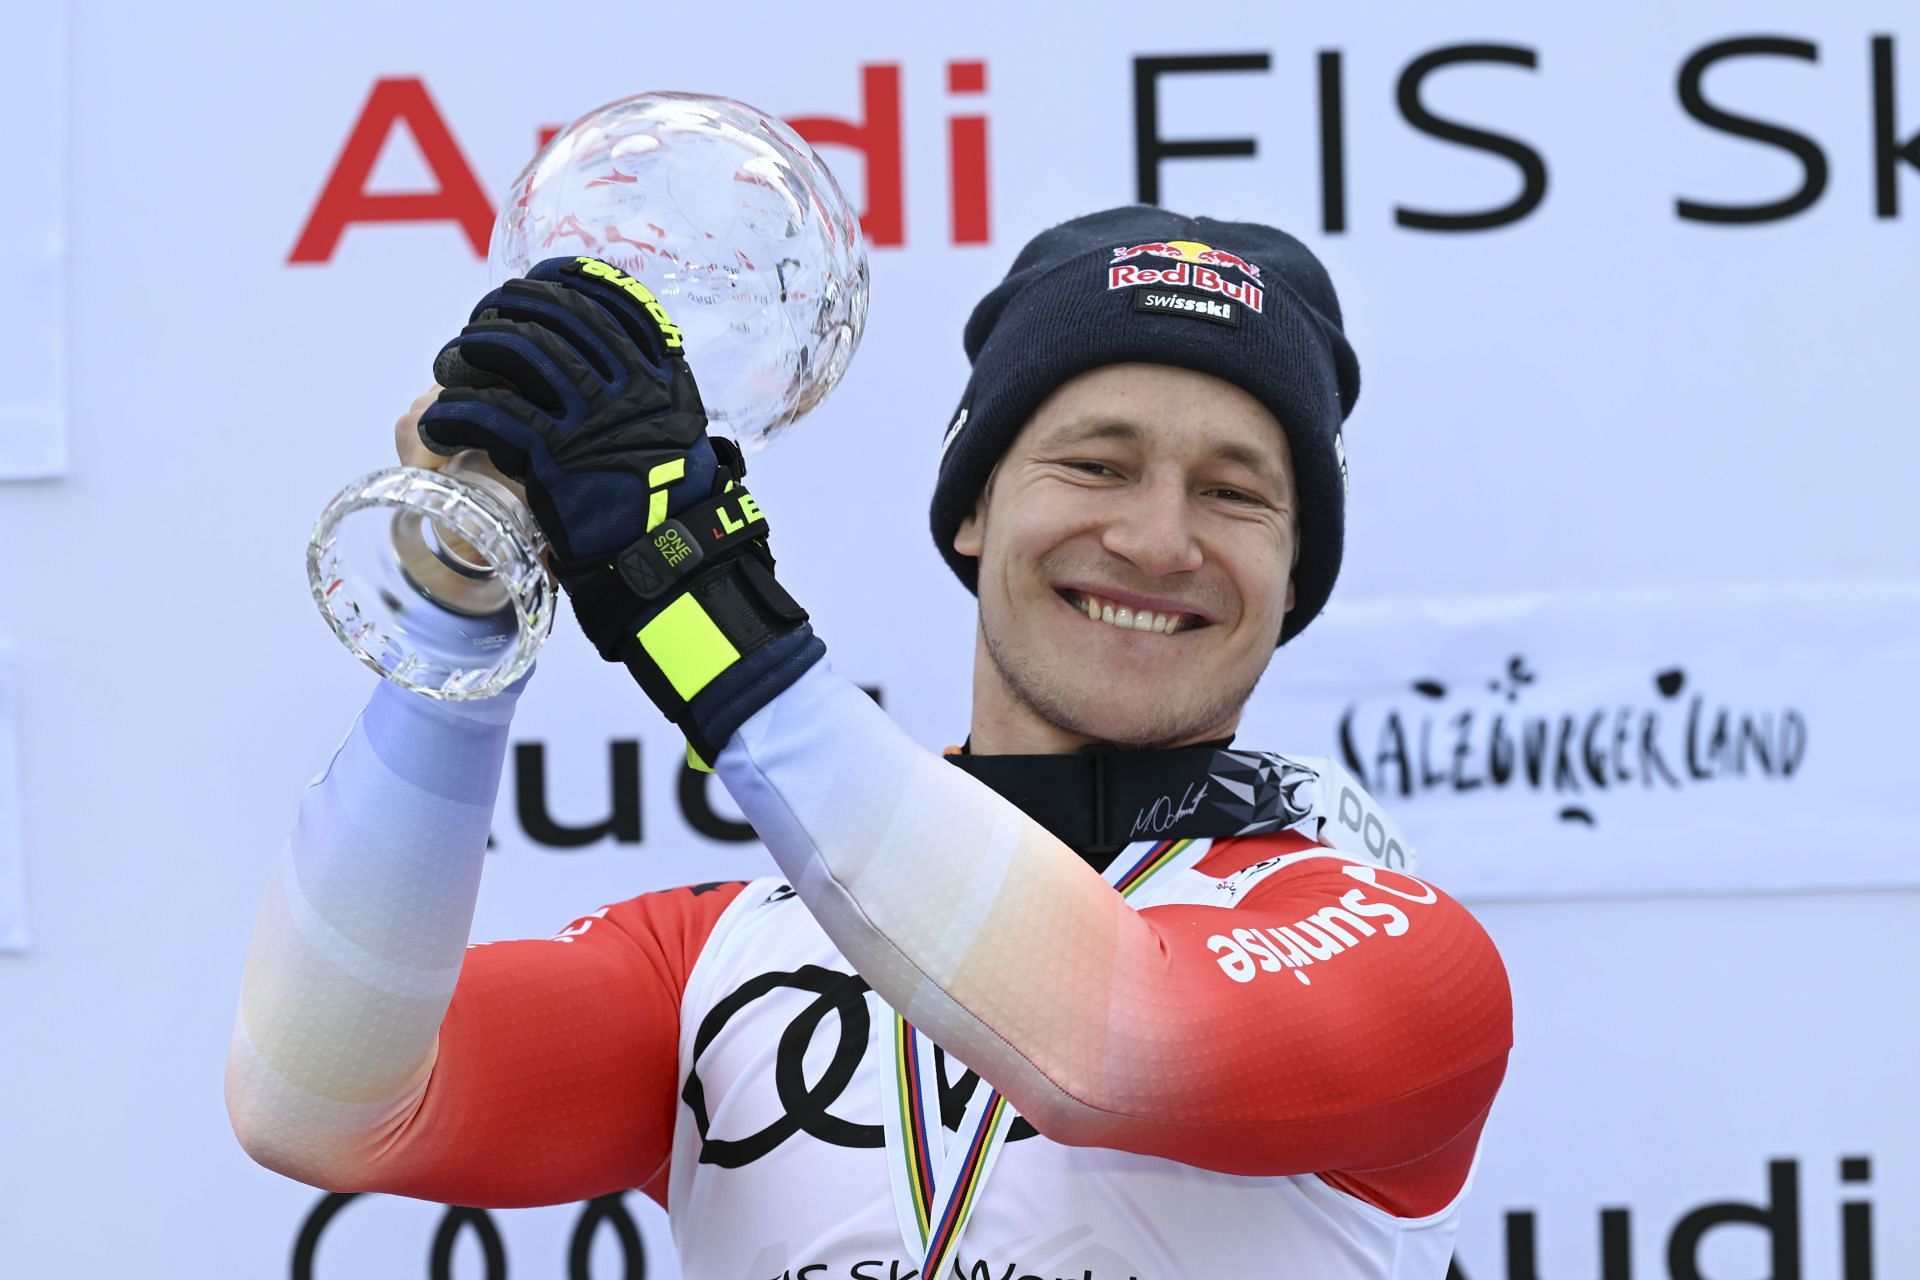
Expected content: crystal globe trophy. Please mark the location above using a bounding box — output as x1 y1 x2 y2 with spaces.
308 93 870 698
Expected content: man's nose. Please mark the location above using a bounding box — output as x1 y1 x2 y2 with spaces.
1098 476 1204 576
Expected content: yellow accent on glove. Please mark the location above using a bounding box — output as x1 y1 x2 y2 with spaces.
637 594 740 701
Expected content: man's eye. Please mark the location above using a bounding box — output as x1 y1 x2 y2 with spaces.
1067 460 1116 476
1207 487 1261 504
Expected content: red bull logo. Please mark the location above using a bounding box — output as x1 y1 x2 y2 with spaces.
1108 239 1262 281
1108 238 1265 313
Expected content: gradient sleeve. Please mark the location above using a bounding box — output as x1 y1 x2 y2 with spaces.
716 662 1512 1207
224 675 744 1208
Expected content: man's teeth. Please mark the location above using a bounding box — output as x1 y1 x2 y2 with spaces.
1076 592 1187 634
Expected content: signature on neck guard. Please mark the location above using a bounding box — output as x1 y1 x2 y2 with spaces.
1130 781 1209 839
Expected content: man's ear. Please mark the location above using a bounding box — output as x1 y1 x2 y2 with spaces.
1284 578 1296 616
954 503 984 557
952 468 996 558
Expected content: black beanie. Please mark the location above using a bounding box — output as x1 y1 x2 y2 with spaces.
929 205 1359 644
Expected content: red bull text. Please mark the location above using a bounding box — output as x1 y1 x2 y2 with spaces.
1108 260 1265 312
1107 239 1265 312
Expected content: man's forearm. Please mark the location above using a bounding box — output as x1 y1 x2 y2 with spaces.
716 660 1145 1128
225 677 520 1187
716 661 1511 1177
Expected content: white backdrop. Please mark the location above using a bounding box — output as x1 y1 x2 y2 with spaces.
0 1 66 479
1 1 1916 1276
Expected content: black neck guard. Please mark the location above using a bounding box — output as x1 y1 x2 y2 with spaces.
945 744 1318 871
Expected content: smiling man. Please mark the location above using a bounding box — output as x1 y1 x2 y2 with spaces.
228 207 1511 1280
954 364 1301 753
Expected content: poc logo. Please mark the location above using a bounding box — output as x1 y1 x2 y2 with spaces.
1337 785 1409 869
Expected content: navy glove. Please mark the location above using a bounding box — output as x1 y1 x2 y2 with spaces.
419 255 823 763
419 255 717 564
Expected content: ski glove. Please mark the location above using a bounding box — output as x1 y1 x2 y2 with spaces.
418 255 824 763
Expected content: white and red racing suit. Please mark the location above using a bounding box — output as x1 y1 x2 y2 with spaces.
227 662 1511 1279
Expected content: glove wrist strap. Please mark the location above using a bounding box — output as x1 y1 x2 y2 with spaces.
552 472 822 763
612 484 770 602
617 554 816 764
553 481 769 660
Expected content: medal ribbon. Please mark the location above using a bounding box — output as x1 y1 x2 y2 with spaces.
881 838 1201 1279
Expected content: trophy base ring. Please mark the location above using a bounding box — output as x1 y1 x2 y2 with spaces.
308 466 554 701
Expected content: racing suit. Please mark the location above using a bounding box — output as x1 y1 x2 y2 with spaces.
228 661 1511 1280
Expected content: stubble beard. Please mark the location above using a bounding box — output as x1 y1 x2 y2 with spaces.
981 611 1267 750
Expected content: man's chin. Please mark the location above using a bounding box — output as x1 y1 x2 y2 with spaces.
1060 710 1227 751
1019 673 1238 750
983 622 1259 749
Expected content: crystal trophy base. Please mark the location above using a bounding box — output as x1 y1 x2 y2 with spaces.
308 461 553 700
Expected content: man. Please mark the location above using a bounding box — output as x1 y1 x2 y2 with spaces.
228 207 1511 1280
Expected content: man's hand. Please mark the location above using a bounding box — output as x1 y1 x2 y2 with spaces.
417 256 823 763
416 256 718 566
394 385 446 470
394 384 531 507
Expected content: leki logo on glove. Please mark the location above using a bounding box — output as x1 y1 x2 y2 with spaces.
712 491 765 538
573 257 685 349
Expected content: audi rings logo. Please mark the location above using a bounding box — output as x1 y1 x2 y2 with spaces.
292 1191 646 1279
683 965 883 1164
683 964 1038 1167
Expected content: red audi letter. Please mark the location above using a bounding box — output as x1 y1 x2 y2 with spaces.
290 77 494 263
787 64 904 247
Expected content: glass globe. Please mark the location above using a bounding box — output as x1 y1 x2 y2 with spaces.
309 91 866 701
491 92 870 453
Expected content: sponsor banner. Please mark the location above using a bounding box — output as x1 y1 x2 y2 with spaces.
1266 582 1920 900
0 646 27 951
0 2 67 480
